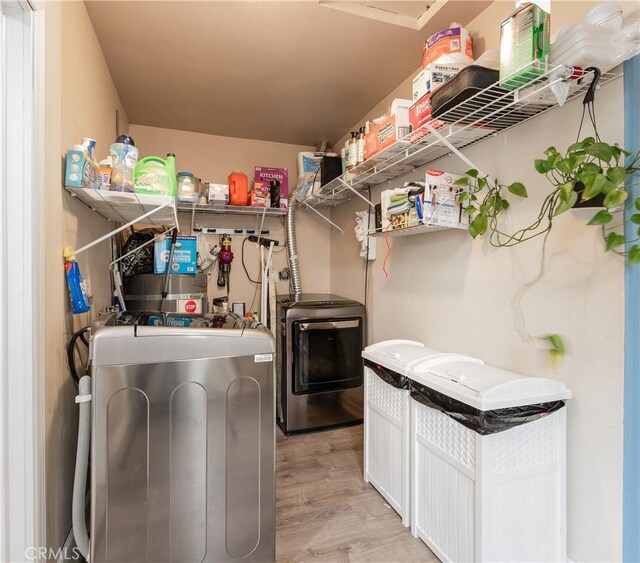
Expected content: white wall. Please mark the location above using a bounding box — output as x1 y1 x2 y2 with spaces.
44 0 129 551
129 124 332 311
330 2 634 560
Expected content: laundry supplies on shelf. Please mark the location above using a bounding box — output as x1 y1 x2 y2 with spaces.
134 153 178 196
154 235 197 275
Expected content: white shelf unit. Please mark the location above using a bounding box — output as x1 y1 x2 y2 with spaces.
369 222 467 238
66 187 177 227
298 65 621 209
176 201 286 217
64 187 178 256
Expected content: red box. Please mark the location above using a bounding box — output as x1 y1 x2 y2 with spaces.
365 114 411 161
409 91 447 143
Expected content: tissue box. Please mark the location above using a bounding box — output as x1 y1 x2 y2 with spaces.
254 166 288 208
65 149 99 189
365 99 412 160
499 3 550 90
423 168 466 227
154 236 197 275
208 183 229 204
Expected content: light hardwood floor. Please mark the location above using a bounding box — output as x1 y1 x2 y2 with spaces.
276 425 437 563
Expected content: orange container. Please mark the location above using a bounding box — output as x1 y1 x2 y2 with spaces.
228 172 249 206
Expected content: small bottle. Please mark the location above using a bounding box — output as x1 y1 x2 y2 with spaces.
357 127 366 166
110 134 138 192
347 132 358 171
63 246 91 314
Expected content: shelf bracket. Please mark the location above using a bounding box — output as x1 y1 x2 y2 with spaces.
73 199 175 257
302 201 344 234
424 123 487 178
337 178 375 208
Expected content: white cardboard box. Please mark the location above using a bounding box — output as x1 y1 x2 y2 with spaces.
423 168 467 227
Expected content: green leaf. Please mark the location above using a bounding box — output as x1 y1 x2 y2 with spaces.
582 173 608 200
585 142 614 162
507 182 528 198
559 181 574 197
629 245 640 265
631 214 640 225
544 146 558 157
471 214 488 236
605 232 626 251
477 177 487 189
607 166 626 185
534 159 550 174
454 177 469 186
464 205 476 215
568 154 585 170
457 191 469 203
588 210 613 225
466 169 479 178
468 221 479 238
555 159 572 174
635 199 640 211
603 189 628 209
546 334 566 355
554 191 578 215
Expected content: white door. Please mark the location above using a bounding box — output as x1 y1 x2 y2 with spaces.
0 1 45 561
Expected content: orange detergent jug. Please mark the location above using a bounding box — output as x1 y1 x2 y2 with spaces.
228 172 249 206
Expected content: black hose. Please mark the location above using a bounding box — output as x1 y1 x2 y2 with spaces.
67 326 90 386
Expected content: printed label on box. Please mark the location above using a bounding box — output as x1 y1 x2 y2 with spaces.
177 299 202 314
154 236 197 275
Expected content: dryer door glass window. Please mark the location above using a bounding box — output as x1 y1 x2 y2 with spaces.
292 319 362 395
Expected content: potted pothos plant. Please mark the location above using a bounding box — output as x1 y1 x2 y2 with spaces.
454 136 640 360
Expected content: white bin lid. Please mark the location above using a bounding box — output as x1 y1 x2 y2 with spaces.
410 360 572 411
362 339 482 377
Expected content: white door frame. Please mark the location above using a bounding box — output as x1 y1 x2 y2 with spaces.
0 1 46 561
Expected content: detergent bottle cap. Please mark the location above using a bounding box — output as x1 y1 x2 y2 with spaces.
167 153 176 157
115 134 135 146
63 245 76 261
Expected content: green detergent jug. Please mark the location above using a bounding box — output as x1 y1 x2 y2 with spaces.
134 153 177 196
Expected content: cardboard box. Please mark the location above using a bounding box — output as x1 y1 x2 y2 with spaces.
380 189 421 231
409 92 447 143
254 166 288 208
413 63 467 102
423 168 467 227
250 181 271 208
364 99 412 160
154 236 197 275
423 26 473 68
499 3 550 90
65 149 100 189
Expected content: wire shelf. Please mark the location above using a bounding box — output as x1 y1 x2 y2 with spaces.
65 187 177 227
176 201 286 217
299 64 621 208
368 222 467 238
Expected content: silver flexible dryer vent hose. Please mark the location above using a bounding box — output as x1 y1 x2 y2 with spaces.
286 199 302 296
73 376 91 560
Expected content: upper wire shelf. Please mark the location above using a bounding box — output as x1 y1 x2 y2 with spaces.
176 201 286 217
298 64 621 208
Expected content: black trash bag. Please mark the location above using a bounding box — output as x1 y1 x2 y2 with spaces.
410 381 565 436
364 359 411 390
120 230 156 278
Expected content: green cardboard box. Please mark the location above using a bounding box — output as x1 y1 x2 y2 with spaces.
499 3 550 91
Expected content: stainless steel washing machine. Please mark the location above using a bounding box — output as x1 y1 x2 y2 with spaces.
276 294 365 434
89 312 275 563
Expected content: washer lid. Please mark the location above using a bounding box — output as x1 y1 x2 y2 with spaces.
410 360 572 411
362 339 481 377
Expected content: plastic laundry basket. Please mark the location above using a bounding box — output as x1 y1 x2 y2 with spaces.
408 359 572 562
361 340 481 527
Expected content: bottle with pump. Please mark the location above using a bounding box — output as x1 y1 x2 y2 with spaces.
356 127 365 166
63 246 91 314
347 132 358 171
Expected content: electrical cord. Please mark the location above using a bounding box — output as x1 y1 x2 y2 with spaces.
242 237 261 284
67 326 90 386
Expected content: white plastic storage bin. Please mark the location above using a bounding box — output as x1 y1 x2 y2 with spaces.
362 340 480 527
408 360 572 562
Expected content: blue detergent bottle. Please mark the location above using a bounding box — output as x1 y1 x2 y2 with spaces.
63 246 91 314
